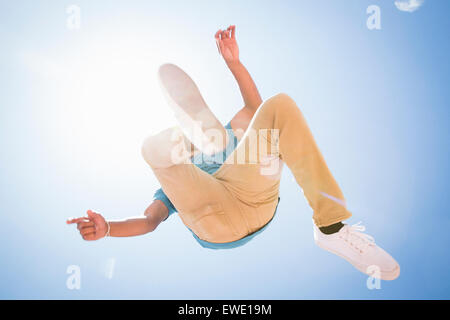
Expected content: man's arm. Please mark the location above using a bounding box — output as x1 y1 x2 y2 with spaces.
215 26 262 112
227 61 262 112
108 200 169 237
67 200 169 240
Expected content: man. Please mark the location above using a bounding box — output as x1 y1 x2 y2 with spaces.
68 25 400 280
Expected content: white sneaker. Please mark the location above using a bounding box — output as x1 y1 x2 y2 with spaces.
313 222 400 280
158 63 228 155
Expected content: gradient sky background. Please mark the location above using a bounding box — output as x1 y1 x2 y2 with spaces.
0 0 449 299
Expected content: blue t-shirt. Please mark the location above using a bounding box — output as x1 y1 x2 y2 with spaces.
153 121 279 249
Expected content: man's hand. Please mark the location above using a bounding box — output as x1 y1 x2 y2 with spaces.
215 25 262 112
67 210 108 241
215 25 239 66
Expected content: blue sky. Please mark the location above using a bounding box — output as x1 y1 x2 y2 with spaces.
0 0 449 299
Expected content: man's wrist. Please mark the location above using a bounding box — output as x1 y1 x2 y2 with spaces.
226 60 242 71
104 221 111 238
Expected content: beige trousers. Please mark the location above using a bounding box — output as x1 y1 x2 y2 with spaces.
142 93 352 243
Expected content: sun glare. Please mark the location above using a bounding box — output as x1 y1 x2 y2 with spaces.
23 34 179 180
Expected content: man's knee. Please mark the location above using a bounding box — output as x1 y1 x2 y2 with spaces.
262 93 299 115
141 135 160 166
141 127 190 168
272 92 298 108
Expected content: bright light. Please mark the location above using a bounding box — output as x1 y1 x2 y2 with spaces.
21 32 179 183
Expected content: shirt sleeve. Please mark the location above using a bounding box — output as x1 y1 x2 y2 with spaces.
153 188 177 220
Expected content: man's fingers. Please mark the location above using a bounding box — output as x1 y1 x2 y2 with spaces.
82 233 97 241
77 221 95 230
67 217 88 224
80 227 96 236
217 40 225 55
215 30 222 53
87 209 97 219
67 217 89 224
231 25 236 38
215 26 235 55
215 26 235 41
81 221 95 228
221 30 228 40
215 40 221 54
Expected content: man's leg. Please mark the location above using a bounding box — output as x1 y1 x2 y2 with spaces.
158 63 229 155
268 93 352 227
220 93 352 228
141 126 194 169
141 126 248 243
218 93 399 280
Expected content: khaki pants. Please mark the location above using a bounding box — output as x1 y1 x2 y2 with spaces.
141 93 352 243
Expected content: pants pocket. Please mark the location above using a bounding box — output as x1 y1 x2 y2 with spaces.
191 202 238 243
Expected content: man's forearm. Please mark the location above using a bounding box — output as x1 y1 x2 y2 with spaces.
108 200 168 237
227 61 262 111
108 217 154 237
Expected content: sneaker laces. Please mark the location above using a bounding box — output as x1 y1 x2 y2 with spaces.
339 222 375 253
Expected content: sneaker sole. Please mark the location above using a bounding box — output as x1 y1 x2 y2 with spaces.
157 63 228 154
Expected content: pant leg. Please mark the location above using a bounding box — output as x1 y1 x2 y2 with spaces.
215 93 352 228
141 126 248 243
